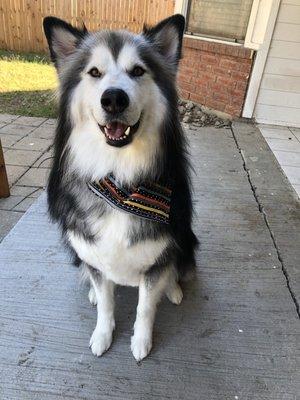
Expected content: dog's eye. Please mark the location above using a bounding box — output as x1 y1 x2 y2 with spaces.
130 66 145 78
88 67 102 78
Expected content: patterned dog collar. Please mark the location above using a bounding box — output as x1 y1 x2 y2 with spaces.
88 174 172 224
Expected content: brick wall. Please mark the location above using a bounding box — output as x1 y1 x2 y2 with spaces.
178 37 254 117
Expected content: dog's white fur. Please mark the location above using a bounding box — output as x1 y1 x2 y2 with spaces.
68 217 170 286
64 43 180 360
86 267 183 360
68 43 166 184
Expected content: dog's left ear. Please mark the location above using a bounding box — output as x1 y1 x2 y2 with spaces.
143 14 185 68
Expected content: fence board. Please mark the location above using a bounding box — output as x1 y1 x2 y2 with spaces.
0 0 175 53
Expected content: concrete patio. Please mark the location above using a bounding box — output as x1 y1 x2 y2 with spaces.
0 118 299 399
0 114 54 241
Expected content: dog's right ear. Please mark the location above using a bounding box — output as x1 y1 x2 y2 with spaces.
43 16 88 68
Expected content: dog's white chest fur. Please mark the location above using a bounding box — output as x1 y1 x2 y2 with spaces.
67 210 169 286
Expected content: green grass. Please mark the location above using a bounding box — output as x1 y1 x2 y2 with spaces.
0 50 58 118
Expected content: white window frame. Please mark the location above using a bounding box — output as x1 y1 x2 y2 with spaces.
175 0 275 50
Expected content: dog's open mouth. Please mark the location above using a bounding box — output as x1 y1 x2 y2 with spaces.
99 119 140 147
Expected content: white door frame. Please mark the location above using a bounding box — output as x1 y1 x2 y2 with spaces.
242 0 281 118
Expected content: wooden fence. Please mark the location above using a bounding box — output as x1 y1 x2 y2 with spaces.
0 0 175 53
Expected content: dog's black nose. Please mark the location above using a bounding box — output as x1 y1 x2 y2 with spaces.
101 88 129 114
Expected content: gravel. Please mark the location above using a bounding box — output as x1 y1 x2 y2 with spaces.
178 99 231 128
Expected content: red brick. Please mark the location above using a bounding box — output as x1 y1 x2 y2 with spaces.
190 93 207 105
221 55 237 62
178 67 195 77
191 76 207 86
190 86 210 97
192 72 216 84
205 98 226 112
217 76 236 87
184 37 205 51
239 62 252 73
178 38 253 117
193 64 207 73
227 88 246 98
178 88 190 100
238 47 253 59
225 103 241 116
234 71 250 81
180 64 196 73
193 63 214 74
179 67 197 76
193 41 204 51
208 81 228 94
219 59 240 71
178 73 193 83
204 64 214 72
230 95 246 105
213 91 229 103
184 53 201 64
180 81 195 92
201 53 218 64
239 56 252 64
236 81 248 91
213 66 232 77
184 36 253 59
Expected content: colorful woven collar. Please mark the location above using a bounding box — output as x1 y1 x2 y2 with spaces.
87 174 172 224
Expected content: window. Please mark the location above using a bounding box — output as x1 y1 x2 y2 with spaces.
175 0 276 50
186 0 254 42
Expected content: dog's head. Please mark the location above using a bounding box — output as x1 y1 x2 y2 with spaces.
44 15 184 149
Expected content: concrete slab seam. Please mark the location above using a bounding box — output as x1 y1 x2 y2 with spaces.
231 126 300 319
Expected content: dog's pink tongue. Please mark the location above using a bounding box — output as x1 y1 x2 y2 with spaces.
106 122 126 138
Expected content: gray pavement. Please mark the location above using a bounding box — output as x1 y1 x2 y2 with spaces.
0 120 299 399
0 114 54 240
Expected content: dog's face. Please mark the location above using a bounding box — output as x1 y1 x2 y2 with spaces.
74 33 157 148
44 16 184 149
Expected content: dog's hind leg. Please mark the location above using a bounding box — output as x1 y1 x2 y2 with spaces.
86 265 115 357
131 269 170 361
166 280 183 305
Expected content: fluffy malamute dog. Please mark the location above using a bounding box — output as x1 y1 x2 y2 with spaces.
43 14 197 361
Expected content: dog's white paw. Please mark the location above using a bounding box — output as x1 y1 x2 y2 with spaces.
89 328 112 357
131 334 152 361
166 283 183 305
88 286 97 306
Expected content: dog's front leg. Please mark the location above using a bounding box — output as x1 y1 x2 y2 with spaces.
88 267 115 357
131 271 169 361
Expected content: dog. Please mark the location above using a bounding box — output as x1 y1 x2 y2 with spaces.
43 14 197 361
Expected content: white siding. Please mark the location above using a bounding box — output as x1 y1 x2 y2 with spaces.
257 89 300 108
277 3 300 23
268 41 300 60
254 2 300 127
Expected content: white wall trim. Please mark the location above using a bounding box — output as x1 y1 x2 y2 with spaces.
244 0 261 50
242 0 281 118
175 0 189 15
244 0 274 50
183 34 243 47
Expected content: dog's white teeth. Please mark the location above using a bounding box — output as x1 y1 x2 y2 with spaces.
125 127 130 136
